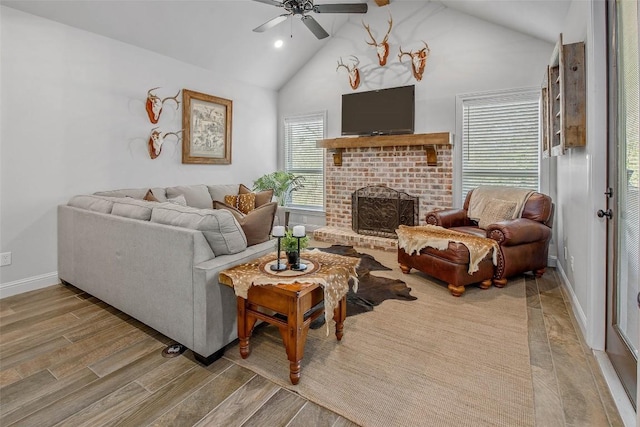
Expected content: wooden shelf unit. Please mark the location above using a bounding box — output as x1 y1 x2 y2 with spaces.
543 34 586 156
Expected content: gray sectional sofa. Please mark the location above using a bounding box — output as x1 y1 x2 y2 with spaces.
57 184 276 364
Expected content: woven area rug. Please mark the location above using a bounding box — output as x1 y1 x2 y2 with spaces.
224 246 534 427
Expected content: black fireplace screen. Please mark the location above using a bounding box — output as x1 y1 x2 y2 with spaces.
351 185 419 238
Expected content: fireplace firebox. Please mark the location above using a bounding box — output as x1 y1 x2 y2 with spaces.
351 185 419 239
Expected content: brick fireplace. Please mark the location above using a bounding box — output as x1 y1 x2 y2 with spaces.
314 134 453 250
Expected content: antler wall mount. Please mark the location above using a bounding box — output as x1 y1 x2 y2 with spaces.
336 56 361 90
148 127 182 159
363 15 393 66
398 42 431 81
145 88 180 124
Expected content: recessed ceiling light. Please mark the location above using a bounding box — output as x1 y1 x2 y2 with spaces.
274 39 284 48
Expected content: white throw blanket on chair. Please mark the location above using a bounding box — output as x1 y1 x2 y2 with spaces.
467 186 534 228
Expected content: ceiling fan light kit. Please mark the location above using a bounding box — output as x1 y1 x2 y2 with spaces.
252 0 368 39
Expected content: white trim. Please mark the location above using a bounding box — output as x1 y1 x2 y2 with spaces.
585 0 608 352
0 271 60 299
593 351 638 427
557 262 588 340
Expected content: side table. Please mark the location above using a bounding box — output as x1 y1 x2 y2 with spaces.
218 250 359 384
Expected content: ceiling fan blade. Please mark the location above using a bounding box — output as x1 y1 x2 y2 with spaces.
253 14 289 32
251 0 283 7
313 3 368 14
301 15 330 39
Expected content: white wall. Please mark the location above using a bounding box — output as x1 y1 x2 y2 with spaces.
549 0 608 350
278 2 553 140
0 7 278 295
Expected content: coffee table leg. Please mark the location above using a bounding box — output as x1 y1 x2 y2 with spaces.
333 295 347 341
237 296 252 359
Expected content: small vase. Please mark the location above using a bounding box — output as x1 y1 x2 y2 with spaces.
286 251 299 268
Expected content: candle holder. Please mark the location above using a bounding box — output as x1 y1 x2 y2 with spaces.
270 229 287 272
291 234 307 271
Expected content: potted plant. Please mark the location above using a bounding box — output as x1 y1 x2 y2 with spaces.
253 171 305 206
280 229 310 266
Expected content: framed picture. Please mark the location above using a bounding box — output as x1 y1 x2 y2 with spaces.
182 89 232 164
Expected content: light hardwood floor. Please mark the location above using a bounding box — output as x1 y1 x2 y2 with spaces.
0 250 627 426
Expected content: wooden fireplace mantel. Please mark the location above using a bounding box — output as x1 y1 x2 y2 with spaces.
316 132 451 149
316 132 452 166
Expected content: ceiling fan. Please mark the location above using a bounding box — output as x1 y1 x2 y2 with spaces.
252 0 368 40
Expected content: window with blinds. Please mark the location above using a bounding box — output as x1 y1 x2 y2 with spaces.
461 91 540 202
283 113 325 209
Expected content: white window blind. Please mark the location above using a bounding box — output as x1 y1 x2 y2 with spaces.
461 91 540 202
283 113 325 209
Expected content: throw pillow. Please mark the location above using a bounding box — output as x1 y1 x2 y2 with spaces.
213 200 244 221
239 184 274 208
478 200 518 229
168 194 187 206
165 184 213 209
223 193 256 214
144 189 159 202
215 201 277 246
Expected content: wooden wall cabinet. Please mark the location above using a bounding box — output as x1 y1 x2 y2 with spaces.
542 34 586 156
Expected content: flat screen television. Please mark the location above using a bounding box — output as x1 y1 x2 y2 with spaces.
341 85 415 136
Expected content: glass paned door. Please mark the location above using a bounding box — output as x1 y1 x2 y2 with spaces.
606 0 639 407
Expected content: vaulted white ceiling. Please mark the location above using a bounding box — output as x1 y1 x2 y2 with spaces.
1 0 571 91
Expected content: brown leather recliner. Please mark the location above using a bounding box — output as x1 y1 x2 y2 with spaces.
398 188 554 296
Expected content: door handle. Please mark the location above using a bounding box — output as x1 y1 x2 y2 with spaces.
597 209 613 219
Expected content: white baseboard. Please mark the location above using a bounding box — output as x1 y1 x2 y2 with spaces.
0 272 60 299
556 262 588 338
593 351 638 427
548 254 557 268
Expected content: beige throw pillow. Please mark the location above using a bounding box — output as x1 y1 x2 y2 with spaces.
478 200 517 229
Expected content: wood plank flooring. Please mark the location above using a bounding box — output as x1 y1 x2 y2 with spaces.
0 260 627 426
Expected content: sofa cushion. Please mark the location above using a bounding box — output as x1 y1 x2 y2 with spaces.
478 200 517 230
112 198 156 221
239 184 274 208
94 188 148 199
214 201 277 246
68 195 114 214
168 194 187 206
166 185 212 209
150 203 247 255
207 184 240 204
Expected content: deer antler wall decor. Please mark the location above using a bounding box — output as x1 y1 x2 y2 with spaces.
145 88 181 124
336 56 361 90
363 14 393 66
148 127 182 159
398 41 431 81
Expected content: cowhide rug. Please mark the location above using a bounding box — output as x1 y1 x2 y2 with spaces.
310 245 417 329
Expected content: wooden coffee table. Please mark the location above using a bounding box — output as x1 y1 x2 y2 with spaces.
218 250 359 385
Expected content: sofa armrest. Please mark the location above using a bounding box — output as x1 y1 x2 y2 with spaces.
486 218 552 246
426 209 472 228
